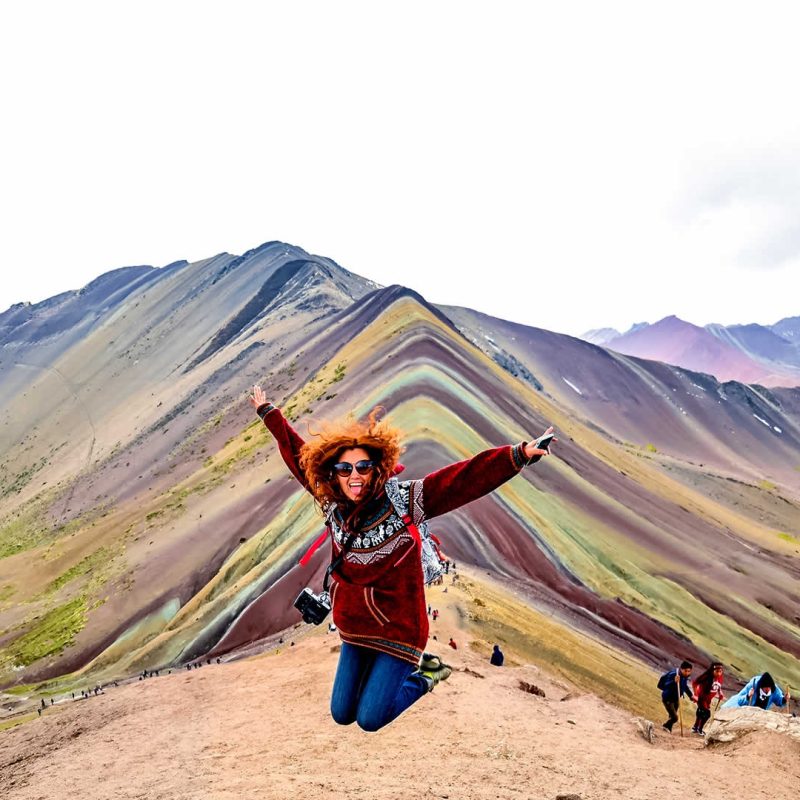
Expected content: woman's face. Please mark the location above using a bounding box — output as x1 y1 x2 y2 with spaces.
332 447 374 502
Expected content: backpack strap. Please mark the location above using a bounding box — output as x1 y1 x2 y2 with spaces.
298 503 338 567
401 513 422 549
298 528 330 566
384 478 425 559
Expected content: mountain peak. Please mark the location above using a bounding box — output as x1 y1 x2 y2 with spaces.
580 327 620 346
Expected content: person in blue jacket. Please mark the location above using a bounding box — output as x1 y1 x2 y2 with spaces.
722 672 790 710
490 644 504 667
658 660 696 732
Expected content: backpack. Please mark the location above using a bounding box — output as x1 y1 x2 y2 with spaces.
384 477 446 585
657 671 671 691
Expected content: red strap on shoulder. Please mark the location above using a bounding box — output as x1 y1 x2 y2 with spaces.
402 514 422 548
299 528 330 566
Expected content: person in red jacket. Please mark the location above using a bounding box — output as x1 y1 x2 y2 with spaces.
692 662 724 736
250 385 555 732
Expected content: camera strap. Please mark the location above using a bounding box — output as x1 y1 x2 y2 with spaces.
322 526 359 593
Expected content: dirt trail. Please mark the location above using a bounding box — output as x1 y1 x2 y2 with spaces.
1 607 798 800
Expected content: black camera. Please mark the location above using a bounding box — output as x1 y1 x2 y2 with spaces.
293 587 331 625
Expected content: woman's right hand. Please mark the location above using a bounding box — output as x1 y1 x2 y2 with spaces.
250 384 269 410
523 426 557 460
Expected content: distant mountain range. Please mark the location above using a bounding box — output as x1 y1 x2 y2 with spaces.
0 242 798 705
582 316 800 387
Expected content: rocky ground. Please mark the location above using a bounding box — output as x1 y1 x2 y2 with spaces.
2 596 798 800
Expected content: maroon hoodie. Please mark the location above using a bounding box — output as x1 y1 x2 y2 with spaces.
262 406 534 665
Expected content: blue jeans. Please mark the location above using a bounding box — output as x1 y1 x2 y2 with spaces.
330 642 429 732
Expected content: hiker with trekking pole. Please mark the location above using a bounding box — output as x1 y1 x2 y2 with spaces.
691 662 725 736
658 661 696 735
250 385 556 732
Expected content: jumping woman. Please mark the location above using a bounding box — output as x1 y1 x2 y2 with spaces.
250 385 555 732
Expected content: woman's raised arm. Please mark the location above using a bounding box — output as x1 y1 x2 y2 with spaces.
249 384 310 490
420 427 555 520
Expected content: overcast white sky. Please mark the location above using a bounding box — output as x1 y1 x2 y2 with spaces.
1 2 799 336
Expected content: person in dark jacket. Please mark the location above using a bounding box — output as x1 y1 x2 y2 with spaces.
250 385 555 732
658 660 695 732
490 644 504 667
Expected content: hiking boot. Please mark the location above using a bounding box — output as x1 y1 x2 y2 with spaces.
419 652 443 671
418 656 452 692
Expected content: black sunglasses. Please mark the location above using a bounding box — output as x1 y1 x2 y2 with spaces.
332 460 375 476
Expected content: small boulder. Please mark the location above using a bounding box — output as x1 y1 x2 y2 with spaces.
518 680 546 698
705 706 800 745
635 717 655 744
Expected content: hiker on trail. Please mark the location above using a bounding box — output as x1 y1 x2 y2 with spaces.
658 660 695 732
490 644 504 667
448 638 458 650
723 672 789 710
691 662 724 736
432 609 439 621
250 385 555 732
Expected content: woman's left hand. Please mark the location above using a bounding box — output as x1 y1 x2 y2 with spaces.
250 384 269 410
523 426 557 460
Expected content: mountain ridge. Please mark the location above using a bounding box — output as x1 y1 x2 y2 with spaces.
0 242 798 720
580 314 800 387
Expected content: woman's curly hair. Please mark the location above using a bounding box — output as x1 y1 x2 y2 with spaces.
299 407 402 517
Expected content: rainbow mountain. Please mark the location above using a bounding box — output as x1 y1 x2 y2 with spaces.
1 242 798 713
